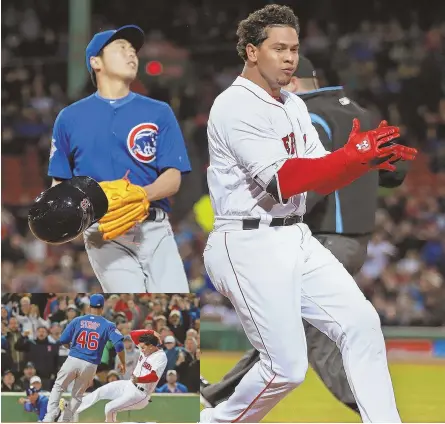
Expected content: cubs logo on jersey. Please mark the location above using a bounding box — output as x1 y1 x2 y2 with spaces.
127 123 158 164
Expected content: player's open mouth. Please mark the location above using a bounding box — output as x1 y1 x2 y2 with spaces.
128 61 137 68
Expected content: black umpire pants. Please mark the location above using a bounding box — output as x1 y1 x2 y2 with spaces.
202 233 370 413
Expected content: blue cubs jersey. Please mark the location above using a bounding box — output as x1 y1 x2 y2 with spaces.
157 382 189 393
24 394 48 421
59 315 123 365
48 92 191 212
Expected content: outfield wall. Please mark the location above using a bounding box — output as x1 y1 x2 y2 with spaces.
1 392 199 423
201 322 445 360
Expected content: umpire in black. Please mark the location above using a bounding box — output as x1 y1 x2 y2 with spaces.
200 56 409 413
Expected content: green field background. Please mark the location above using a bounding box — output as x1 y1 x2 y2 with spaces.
1 393 199 423
202 352 445 423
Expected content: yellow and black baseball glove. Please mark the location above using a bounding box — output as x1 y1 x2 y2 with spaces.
98 172 149 240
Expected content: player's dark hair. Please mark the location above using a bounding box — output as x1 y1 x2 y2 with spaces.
236 4 300 61
139 333 160 347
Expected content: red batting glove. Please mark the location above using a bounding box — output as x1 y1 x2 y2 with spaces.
368 121 418 171
371 144 418 171
344 119 401 166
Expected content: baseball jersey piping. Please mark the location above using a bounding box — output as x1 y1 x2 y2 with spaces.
227 85 302 215
113 385 148 413
231 85 285 109
224 233 278 422
224 233 274 373
232 374 277 422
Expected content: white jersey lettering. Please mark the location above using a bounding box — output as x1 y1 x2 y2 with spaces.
133 349 167 395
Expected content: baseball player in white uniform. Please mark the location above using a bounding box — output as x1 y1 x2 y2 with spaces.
74 330 167 422
200 4 417 424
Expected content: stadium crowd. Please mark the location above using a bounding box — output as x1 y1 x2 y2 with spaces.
2 0 445 325
1 293 200 394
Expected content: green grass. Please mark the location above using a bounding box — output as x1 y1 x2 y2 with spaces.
202 352 445 423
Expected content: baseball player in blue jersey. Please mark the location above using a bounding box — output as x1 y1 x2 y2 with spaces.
21 387 49 422
47 25 191 293
43 294 125 422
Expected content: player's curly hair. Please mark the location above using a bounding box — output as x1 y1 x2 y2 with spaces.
139 333 160 347
236 4 300 62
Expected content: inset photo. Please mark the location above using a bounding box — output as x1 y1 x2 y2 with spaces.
1 293 200 423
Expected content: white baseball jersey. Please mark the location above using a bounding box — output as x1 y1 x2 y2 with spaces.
132 348 167 394
207 76 328 224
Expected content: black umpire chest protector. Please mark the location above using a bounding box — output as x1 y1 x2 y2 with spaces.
299 88 379 236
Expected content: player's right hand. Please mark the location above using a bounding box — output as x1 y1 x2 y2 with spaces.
344 119 412 168
117 363 126 375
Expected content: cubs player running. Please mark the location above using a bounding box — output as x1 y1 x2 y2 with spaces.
43 294 125 422
48 25 191 293
75 330 167 422
201 5 417 423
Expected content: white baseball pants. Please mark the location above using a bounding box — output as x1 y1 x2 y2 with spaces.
43 356 97 422
84 216 189 293
77 379 149 422
201 222 400 423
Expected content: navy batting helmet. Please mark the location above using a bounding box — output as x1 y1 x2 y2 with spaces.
26 387 39 396
28 176 108 244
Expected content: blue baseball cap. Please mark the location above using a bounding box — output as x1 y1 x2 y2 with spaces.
85 25 145 73
26 387 39 396
89 294 105 308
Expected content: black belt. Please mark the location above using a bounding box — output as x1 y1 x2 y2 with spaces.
242 215 303 230
145 208 166 222
133 382 145 392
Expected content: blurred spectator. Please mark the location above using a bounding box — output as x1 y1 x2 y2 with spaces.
114 335 139 380
103 294 120 321
2 369 23 392
168 310 187 344
15 326 59 389
159 326 173 343
47 322 62 343
106 370 120 383
361 232 398 280
12 297 49 339
59 304 78 329
154 315 168 333
163 334 182 382
5 316 25 374
47 295 68 323
2 329 13 373
175 336 199 392
156 370 188 393
20 362 37 389
113 295 142 329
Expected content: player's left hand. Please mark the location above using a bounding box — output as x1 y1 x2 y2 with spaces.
98 172 150 240
131 375 138 384
18 397 27 405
